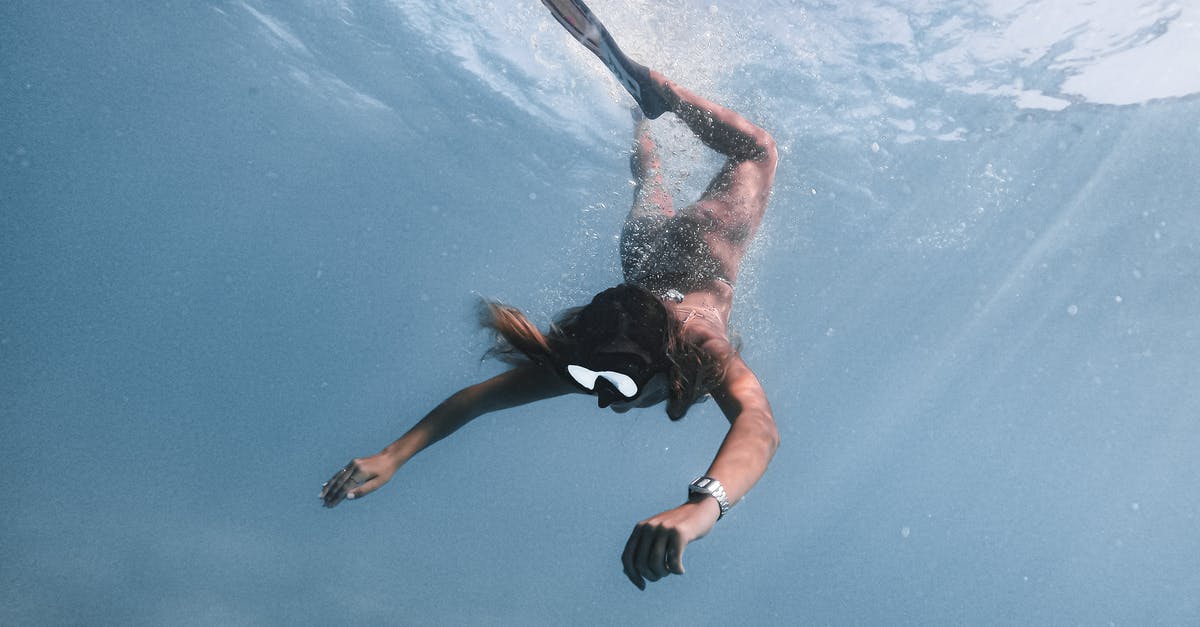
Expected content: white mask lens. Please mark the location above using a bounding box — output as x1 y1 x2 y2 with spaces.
567 364 599 390
566 365 640 399
600 371 639 398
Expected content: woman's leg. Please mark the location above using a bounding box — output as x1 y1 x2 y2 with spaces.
629 112 675 219
653 72 778 272
620 111 677 285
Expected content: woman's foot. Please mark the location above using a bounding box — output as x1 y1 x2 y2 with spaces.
623 63 674 119
644 70 681 115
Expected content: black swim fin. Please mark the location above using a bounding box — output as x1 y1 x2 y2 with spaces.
540 0 672 119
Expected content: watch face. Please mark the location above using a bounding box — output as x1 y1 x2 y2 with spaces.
691 477 713 490
689 477 729 518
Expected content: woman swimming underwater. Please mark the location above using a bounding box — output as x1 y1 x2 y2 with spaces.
321 0 779 591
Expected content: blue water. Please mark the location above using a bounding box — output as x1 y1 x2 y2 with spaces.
3 1 1199 624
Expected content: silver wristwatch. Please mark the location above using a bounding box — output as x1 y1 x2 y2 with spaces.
688 475 730 519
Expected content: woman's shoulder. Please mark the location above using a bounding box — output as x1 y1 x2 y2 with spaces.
685 326 737 364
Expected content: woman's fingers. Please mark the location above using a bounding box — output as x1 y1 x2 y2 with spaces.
621 526 647 590
319 466 345 503
321 460 363 508
346 474 382 500
622 521 691 589
645 531 671 580
666 533 687 575
634 527 665 582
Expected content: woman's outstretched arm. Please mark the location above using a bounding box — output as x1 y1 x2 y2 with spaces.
704 354 780 505
621 351 779 589
320 365 573 507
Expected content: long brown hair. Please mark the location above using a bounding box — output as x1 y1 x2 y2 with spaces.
479 285 726 420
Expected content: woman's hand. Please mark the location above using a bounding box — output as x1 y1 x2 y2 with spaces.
320 453 398 508
621 496 721 590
